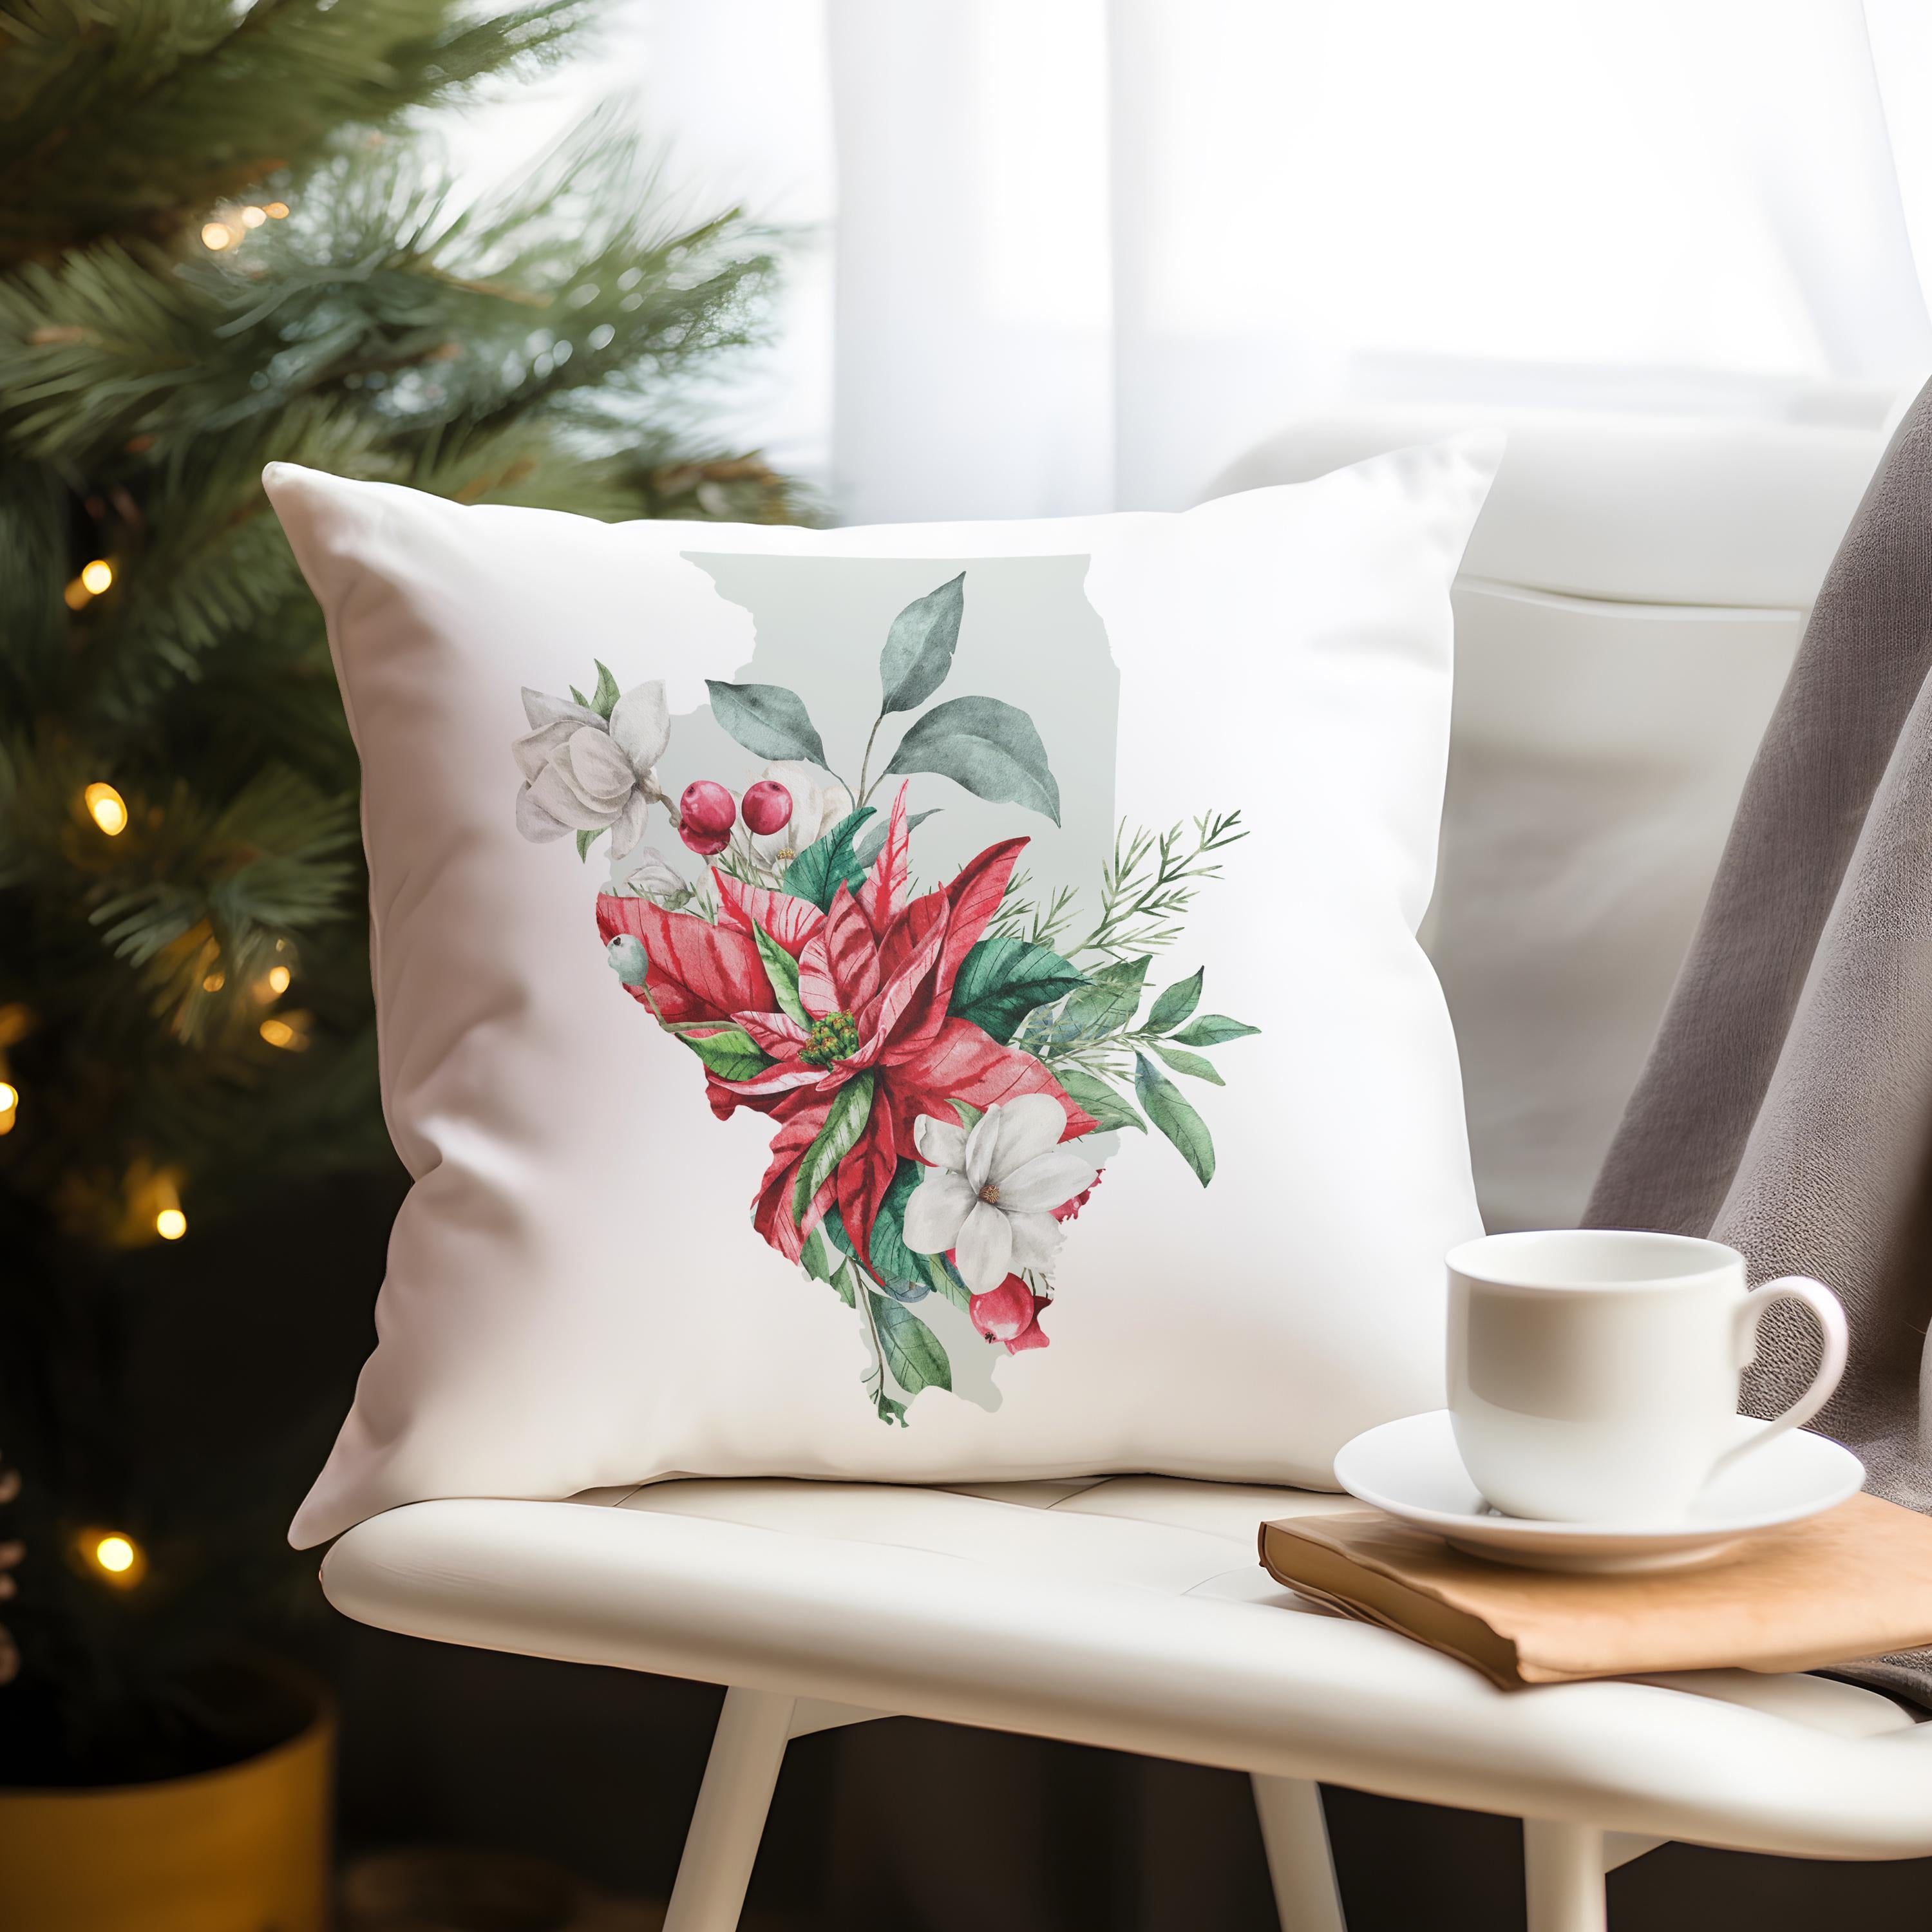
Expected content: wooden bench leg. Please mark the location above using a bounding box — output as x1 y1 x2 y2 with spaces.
1251 1774 1347 1932
663 1687 797 1932
1523 1819 1607 1932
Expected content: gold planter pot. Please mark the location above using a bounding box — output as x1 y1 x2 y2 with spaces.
0 1672 333 1932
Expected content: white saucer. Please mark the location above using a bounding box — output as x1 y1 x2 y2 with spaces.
1332 1410 1865 1573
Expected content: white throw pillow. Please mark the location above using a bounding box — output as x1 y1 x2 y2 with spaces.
269 437 1498 1546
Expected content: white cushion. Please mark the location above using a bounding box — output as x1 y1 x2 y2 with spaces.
318 1477 1932 1859
268 441 1497 1544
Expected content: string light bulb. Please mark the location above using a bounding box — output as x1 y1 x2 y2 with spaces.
83 782 128 836
265 965 291 996
155 1208 187 1240
202 971 225 993
0 1083 15 1135
259 1016 306 1050
80 1530 146 1588
200 222 232 251
264 202 290 219
79 559 113 595
240 205 267 229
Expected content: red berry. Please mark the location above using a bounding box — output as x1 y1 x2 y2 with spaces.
741 779 793 837
679 822 732 857
679 779 737 838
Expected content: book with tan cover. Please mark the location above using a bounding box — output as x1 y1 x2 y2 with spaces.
1257 1493 1932 1689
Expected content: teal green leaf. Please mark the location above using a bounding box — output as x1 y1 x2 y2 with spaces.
854 807 940 867
1134 1051 1215 1186
882 696 1060 824
870 1291 952 1395
570 685 589 707
1054 1066 1146 1133
1149 1040 1224 1086
676 1025 772 1084
589 659 621 720
866 1160 926 1283
819 1206 857 1261
575 826 596 862
875 1389 909 1425
879 571 966 715
1146 967 1204 1034
782 806 876 911
792 1072 875 1223
752 925 809 1026
829 1257 859 1309
948 936 1090 1044
705 679 829 766
1173 1014 1262 1047
949 1099 984 1132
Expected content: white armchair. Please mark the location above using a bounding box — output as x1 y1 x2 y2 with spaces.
320 410 1918 1932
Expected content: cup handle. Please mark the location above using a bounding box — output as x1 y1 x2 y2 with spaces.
1703 1275 1850 1487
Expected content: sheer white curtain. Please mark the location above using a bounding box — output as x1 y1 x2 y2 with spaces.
463 0 1932 521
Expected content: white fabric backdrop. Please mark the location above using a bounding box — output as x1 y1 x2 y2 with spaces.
451 0 1932 519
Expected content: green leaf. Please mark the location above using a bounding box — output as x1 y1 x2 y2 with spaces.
882 696 1060 824
1054 1066 1147 1134
752 925 809 1026
829 1256 859 1309
706 679 830 766
878 571 966 714
870 1291 952 1395
575 826 597 862
922 1251 974 1312
800 1226 838 1285
782 806 876 911
792 1072 876 1224
866 1160 927 1283
676 1025 772 1084
949 1099 984 1132
589 659 621 720
570 685 589 707
875 1389 909 1426
1148 1040 1224 1086
1134 1051 1215 1186
947 936 1089 1044
1146 967 1204 1034
1092 956 1153 987
854 807 940 867
1173 1014 1262 1048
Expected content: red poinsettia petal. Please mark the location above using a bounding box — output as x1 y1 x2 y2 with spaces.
750 1096 834 1262
858 891 950 1061
834 1081 900 1270
813 884 883 1017
735 1009 811 1055
598 893 772 1027
884 1019 1099 1142
857 782 911 934
931 838 1028 1010
714 872 826 957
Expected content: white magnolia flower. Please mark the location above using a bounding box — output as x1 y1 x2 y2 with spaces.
514 681 670 860
903 1094 1117 1294
746 759 854 869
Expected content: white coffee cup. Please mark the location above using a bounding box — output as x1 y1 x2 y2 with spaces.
1444 1229 1849 1523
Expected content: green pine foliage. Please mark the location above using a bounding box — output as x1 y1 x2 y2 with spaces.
0 0 802 1776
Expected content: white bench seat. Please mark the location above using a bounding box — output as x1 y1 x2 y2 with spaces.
321 1475 1928 1931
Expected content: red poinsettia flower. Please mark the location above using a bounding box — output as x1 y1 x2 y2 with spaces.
598 787 1096 1269
970 1275 1052 1353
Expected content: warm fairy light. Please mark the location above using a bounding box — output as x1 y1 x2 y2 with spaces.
265 965 291 996
200 222 233 251
155 1208 187 1240
202 971 225 992
84 782 128 836
265 202 290 219
0 1083 15 1135
79 559 113 594
259 1018 301 1049
240 205 267 229
81 1530 146 1587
